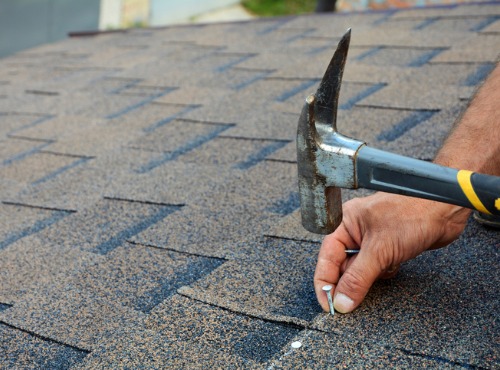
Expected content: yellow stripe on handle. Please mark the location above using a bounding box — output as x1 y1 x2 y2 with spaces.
457 170 492 215
496 198 500 211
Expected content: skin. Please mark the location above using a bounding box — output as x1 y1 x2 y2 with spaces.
314 62 500 313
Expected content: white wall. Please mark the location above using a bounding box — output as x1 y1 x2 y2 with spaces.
99 0 122 29
150 0 239 26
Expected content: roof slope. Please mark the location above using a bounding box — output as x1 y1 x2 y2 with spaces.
1 3 499 368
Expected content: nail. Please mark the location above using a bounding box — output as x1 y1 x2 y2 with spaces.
333 293 355 313
322 285 335 316
345 249 360 255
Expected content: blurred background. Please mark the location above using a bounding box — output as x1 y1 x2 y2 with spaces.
0 0 488 58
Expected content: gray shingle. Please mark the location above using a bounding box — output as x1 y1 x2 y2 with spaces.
1 3 499 368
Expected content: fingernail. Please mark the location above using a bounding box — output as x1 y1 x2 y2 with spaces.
333 293 355 313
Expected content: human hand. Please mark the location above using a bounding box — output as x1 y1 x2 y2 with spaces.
314 192 471 313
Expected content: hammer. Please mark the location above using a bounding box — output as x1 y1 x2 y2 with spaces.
297 29 500 235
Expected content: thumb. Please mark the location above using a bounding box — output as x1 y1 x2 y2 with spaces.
333 250 381 313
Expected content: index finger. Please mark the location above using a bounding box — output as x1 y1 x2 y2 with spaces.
314 223 358 312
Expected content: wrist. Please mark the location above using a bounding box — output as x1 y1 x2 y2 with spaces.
415 198 470 245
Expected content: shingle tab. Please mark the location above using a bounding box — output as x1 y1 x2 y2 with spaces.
0 323 89 370
1 3 499 368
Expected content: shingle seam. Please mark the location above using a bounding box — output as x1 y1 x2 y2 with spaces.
102 196 185 207
162 40 216 47
114 44 149 50
91 203 182 255
127 240 229 261
0 303 13 311
340 83 386 110
24 90 59 96
136 123 231 172
471 15 500 32
258 17 295 35
31 157 92 186
352 44 450 51
265 158 297 164
189 46 226 63
408 48 447 67
276 79 320 102
39 150 94 159
285 28 315 43
6 135 54 143
214 54 258 73
263 235 317 244
0 211 69 251
106 87 178 120
377 110 438 141
480 30 500 35
266 77 321 81
356 104 440 112
8 114 54 136
232 67 276 73
430 61 494 65
233 70 274 90
355 46 382 62
413 17 440 30
1 141 53 167
463 63 496 86
218 135 291 143
372 9 398 25
0 320 90 354
175 118 237 126
234 140 290 170
302 36 340 41
120 89 185 98
267 192 299 216
388 346 485 369
133 256 225 314
1 201 77 213
143 104 202 133
309 45 338 55
150 102 195 108
54 66 119 72
176 288 315 331
127 146 169 154
108 78 141 94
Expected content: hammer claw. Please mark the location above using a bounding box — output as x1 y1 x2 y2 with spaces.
315 29 351 129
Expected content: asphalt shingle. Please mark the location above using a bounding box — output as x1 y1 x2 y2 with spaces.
1 3 498 368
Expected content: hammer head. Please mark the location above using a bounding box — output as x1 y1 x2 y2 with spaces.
296 29 365 235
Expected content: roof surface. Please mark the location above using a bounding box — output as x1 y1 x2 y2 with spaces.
1 3 499 369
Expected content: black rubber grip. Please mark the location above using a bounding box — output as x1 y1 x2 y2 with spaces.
356 147 500 216
469 173 500 215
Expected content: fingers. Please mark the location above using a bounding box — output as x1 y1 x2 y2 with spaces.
333 249 381 313
341 256 399 280
314 225 357 312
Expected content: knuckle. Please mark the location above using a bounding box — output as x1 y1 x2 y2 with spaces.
372 241 396 269
340 268 369 295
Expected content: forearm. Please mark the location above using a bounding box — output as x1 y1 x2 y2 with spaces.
434 63 500 176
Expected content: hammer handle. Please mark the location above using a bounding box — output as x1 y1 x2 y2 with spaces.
357 146 500 216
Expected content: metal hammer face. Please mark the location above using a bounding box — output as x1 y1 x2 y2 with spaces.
297 30 365 235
